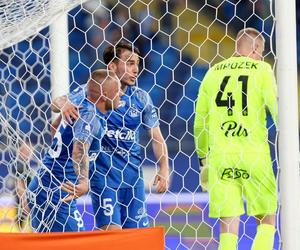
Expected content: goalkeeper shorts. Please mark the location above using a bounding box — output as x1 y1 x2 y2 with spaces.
208 153 277 218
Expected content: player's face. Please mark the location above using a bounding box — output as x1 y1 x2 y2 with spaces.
114 50 140 86
105 79 123 110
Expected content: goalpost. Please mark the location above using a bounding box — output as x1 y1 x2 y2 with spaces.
50 13 69 104
0 0 299 249
276 0 300 249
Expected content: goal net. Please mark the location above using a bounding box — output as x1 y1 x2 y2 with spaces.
0 0 279 249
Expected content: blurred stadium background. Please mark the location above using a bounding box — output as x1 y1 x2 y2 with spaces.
0 0 292 249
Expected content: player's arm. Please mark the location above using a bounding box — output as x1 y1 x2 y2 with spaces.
15 178 30 216
193 73 211 192
141 90 169 193
51 95 67 113
51 95 80 124
15 142 33 215
61 139 90 202
61 111 96 202
263 65 278 127
193 73 210 159
51 84 87 124
149 126 169 193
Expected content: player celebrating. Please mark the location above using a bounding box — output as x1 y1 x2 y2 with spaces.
52 41 169 230
194 28 278 250
27 70 121 232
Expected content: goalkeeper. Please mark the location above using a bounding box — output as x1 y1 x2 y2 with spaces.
27 70 121 232
194 28 278 250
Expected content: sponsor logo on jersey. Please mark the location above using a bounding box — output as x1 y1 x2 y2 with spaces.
142 220 149 227
221 168 250 180
221 120 248 137
106 129 135 141
100 146 130 157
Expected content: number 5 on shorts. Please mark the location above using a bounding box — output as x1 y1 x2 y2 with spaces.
103 198 113 216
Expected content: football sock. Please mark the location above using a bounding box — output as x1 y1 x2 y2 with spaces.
218 232 238 250
251 224 275 250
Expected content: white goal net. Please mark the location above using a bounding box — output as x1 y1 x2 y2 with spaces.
0 0 280 249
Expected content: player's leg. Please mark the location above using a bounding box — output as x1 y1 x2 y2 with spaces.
250 214 276 250
219 216 240 250
100 224 121 230
208 154 244 250
90 186 122 230
121 186 149 228
244 153 277 250
27 175 46 232
29 206 46 232
48 208 85 232
15 176 31 231
27 172 84 232
28 196 58 232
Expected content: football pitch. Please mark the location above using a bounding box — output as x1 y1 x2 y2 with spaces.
0 193 280 249
78 193 280 250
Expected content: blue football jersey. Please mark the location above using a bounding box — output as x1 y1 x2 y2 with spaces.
34 98 106 212
69 85 159 189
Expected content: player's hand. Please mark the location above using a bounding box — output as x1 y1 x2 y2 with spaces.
61 101 82 125
60 181 89 202
199 158 208 192
153 167 169 193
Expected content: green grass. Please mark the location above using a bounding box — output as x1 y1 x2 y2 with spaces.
158 222 212 237
151 204 212 238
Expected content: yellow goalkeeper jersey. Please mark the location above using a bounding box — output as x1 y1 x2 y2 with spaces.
194 56 277 158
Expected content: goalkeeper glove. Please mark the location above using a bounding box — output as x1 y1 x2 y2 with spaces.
199 158 208 192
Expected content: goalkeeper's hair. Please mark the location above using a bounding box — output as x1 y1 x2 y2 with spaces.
103 40 141 65
236 27 265 46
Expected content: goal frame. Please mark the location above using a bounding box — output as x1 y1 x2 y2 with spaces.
276 0 300 249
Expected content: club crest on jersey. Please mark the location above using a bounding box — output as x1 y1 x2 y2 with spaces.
128 104 139 118
118 100 126 108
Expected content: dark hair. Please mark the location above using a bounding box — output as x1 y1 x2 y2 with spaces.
103 41 141 65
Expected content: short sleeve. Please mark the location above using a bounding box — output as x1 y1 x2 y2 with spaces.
73 109 100 146
262 64 278 126
67 85 87 106
141 92 159 129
